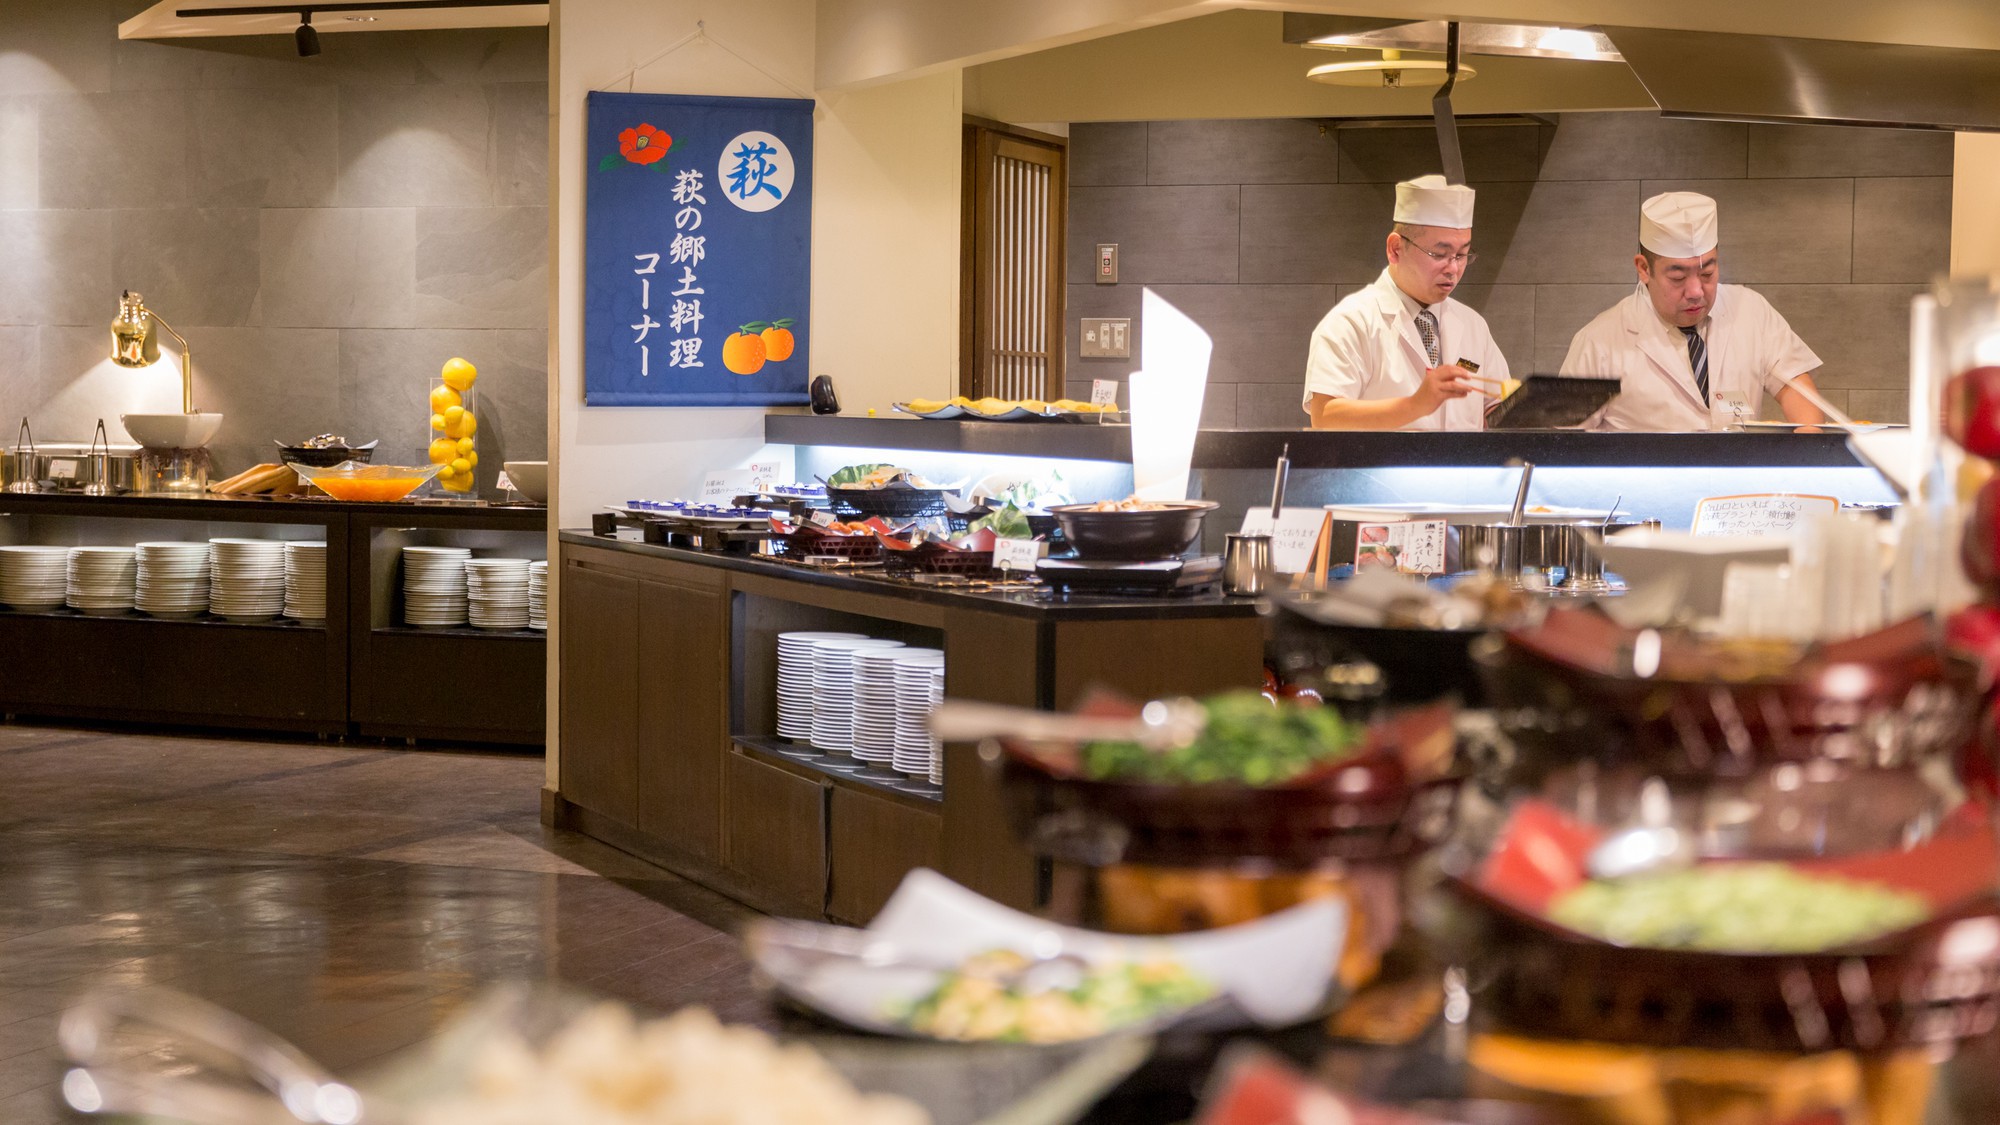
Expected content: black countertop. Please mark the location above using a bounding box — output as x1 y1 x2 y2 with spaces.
764 413 1875 469
0 490 550 525
561 530 1264 623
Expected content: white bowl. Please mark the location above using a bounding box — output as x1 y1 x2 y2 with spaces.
502 461 548 503
121 413 225 450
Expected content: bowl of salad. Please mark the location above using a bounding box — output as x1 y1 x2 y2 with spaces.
989 690 1461 869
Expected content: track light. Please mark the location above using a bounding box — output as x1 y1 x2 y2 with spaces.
295 11 320 56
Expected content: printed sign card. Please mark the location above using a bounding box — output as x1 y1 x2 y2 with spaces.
1691 493 1840 537
1239 508 1333 574
1354 520 1448 575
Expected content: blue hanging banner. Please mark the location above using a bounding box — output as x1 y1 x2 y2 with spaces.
584 91 813 406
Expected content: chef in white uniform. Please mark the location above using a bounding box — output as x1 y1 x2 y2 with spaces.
1559 192 1826 432
1302 175 1510 431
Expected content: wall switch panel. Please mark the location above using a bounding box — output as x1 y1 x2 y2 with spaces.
1079 317 1132 359
1095 243 1118 284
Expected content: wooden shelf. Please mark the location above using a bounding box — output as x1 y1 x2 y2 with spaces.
733 735 942 806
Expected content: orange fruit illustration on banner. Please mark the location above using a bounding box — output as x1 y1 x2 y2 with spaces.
723 326 768 375
760 318 797 362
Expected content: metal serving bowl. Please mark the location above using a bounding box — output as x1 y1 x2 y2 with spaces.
1045 501 1218 561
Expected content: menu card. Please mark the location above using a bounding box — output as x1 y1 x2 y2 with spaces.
1354 520 1447 575
1238 509 1330 573
1691 493 1840 537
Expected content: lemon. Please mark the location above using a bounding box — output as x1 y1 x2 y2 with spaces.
429 385 461 413
431 412 446 431
441 357 478 392
437 464 456 481
450 457 470 476
456 436 475 456
442 405 465 428
445 410 477 439
427 438 456 464
466 450 478 468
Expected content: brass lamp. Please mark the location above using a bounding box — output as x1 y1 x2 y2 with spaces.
111 290 196 414
110 291 225 494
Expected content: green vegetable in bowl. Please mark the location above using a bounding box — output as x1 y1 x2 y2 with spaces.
969 503 1034 540
1080 691 1360 785
1549 863 1930 953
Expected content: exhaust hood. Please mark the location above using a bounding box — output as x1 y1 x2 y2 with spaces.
1601 26 2000 133
1283 13 2000 133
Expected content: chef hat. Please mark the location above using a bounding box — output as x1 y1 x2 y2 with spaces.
1639 191 1719 258
1393 175 1475 229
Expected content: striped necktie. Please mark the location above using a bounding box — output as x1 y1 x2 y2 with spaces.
1415 309 1441 368
1680 326 1710 404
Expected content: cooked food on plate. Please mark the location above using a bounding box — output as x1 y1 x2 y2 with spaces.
1066 496 1199 513
901 948 1214 1043
827 464 941 490
1081 690 1361 785
1549 863 1930 953
412 1003 927 1125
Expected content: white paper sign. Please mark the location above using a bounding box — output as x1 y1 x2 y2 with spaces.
808 510 835 527
1090 379 1118 408
1239 508 1330 574
1692 493 1841 537
993 538 1044 572
699 461 784 502
1355 520 1448 575
494 470 516 493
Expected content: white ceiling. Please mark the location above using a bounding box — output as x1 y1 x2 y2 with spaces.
119 1 548 41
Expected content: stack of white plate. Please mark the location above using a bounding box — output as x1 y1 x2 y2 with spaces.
467 558 533 630
66 547 138 615
0 546 71 610
528 560 548 632
810 637 904 753
892 651 947 782
776 631 864 740
403 546 472 627
856 646 940 769
283 541 327 621
208 538 286 620
135 541 210 618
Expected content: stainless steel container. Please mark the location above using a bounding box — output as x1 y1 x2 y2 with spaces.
1456 523 1531 583
29 441 142 493
1222 533 1273 595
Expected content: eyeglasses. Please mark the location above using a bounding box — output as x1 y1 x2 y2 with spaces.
1398 237 1477 268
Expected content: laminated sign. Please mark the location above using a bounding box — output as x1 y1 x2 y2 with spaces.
584 91 814 406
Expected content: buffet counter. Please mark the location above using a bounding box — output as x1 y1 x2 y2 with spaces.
553 530 1265 923
767 415 1902 532
764 414 1877 469
0 491 546 744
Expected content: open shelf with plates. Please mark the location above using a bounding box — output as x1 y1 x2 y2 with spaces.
349 506 546 745
0 492 546 744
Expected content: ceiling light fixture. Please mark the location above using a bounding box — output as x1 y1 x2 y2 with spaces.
294 11 319 56
1307 49 1477 89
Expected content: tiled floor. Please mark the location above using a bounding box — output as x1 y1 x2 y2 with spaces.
0 722 764 1122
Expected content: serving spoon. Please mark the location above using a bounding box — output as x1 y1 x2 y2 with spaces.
928 698 1207 751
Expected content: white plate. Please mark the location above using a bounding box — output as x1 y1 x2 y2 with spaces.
746 870 1344 1040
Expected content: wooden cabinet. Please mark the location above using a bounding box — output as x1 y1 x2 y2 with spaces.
558 560 640 826
554 536 1264 925
723 750 827 916
636 572 728 860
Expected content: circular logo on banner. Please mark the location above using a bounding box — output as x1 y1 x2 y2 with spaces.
718 131 794 213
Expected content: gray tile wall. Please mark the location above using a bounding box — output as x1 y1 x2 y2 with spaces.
0 0 548 492
1066 113 1951 426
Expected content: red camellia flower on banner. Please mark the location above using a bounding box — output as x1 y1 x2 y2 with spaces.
618 123 670 165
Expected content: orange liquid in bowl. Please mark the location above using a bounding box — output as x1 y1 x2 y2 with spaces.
313 477 426 502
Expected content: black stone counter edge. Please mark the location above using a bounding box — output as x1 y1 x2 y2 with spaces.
560 530 1262 622
764 414 1873 470
0 491 550 525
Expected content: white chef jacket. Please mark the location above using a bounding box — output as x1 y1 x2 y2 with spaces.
1302 269 1511 431
1558 283 1822 432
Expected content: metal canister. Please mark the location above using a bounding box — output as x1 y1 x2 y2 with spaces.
1456 523 1530 584
1222 533 1273 596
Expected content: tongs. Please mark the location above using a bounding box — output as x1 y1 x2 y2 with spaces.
929 698 1207 750
59 984 384 1124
